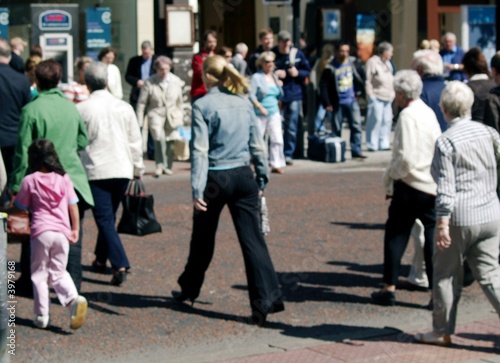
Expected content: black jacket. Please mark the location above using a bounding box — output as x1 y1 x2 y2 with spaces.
485 85 500 131
0 63 31 148
125 55 157 106
9 52 24 74
319 56 364 110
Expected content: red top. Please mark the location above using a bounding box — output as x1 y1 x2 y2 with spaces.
190 50 214 100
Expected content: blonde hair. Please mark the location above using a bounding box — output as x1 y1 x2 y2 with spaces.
203 55 249 95
256 51 275 69
317 44 334 79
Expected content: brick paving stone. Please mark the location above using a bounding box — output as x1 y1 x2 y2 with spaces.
218 349 343 363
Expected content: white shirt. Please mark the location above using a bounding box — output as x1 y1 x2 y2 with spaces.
77 90 144 180
384 98 442 196
107 63 123 100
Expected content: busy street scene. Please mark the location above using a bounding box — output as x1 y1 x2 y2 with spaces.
1 0 500 362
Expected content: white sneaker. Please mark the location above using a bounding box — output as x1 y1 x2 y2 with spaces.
69 295 88 330
163 168 173 175
33 315 49 329
154 166 163 178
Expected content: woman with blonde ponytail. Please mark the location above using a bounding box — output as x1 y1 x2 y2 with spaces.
173 55 284 327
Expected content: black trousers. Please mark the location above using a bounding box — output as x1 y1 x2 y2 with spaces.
383 181 436 288
178 166 284 314
20 191 87 292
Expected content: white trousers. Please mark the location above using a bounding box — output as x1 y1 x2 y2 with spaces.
408 219 429 287
257 112 286 169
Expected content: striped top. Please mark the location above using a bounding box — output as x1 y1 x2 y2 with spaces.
431 117 500 226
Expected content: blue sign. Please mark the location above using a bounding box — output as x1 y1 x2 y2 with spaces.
39 10 72 31
86 7 111 49
0 8 9 39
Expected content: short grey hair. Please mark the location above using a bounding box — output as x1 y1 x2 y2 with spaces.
153 56 173 70
84 62 108 91
0 38 11 59
234 42 248 55
141 40 153 49
440 81 473 119
412 49 443 76
393 70 423 100
377 41 393 56
442 32 457 43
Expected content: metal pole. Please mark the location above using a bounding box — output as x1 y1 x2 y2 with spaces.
292 0 300 47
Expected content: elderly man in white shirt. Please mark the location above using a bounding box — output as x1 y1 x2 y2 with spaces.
371 70 442 307
77 62 144 287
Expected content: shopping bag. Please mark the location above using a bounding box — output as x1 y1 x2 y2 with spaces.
260 196 270 236
117 179 162 236
6 197 30 243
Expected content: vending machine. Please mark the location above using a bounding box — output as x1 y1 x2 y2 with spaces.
31 4 79 83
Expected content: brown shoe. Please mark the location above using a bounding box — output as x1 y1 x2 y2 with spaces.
414 332 451 347
271 168 285 174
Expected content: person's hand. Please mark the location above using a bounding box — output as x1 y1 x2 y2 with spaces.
68 229 79 243
277 80 283 87
258 106 269 116
259 190 264 198
193 198 207 212
325 106 334 112
287 66 299 77
275 70 286 79
436 227 451 251
137 80 145 88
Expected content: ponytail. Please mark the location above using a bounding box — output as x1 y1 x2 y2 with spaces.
203 55 249 95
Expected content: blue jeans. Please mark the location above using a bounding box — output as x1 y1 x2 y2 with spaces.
91 179 130 270
366 97 393 151
281 100 301 158
334 101 363 156
314 104 328 132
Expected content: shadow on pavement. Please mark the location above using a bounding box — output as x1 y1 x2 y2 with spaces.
331 221 385 230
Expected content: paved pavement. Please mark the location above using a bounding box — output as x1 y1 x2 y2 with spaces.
5 135 500 363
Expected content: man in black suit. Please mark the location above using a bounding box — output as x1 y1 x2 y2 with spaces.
0 38 31 186
125 40 157 160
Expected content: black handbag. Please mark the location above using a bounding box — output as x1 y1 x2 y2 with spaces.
117 179 162 236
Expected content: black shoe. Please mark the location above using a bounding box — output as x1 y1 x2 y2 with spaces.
171 290 195 306
285 157 294 166
91 260 107 274
111 270 127 286
352 153 368 159
247 310 267 327
371 290 396 306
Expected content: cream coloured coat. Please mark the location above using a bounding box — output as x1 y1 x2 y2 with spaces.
136 73 184 141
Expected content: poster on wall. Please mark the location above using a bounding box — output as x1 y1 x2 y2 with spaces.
86 7 111 51
356 14 376 63
322 9 341 41
0 8 9 39
461 5 496 64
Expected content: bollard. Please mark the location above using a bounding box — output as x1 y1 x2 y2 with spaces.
0 213 9 363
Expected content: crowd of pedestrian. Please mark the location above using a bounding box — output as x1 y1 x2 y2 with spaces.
1 26 500 346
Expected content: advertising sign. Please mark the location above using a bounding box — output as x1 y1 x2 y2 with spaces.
86 7 111 49
39 10 72 31
462 5 496 63
0 8 8 39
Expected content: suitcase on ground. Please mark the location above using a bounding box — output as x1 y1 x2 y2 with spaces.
307 134 346 163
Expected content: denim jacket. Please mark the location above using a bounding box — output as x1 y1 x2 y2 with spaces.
190 87 269 199
249 71 284 103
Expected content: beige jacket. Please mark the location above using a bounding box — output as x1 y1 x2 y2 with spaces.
365 55 395 101
136 73 184 131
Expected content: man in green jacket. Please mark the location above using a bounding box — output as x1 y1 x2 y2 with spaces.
11 60 94 293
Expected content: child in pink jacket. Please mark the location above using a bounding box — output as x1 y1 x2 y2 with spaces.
12 139 87 330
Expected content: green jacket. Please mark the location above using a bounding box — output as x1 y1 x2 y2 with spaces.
11 89 94 207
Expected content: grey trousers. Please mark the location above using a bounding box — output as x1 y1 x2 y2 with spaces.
433 220 500 335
